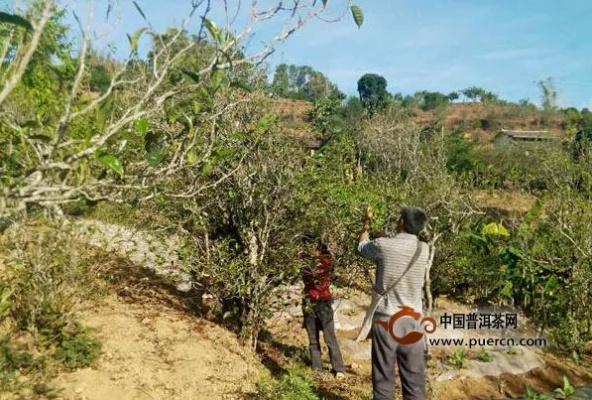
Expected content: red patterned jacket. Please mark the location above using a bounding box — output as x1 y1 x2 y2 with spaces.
300 252 333 302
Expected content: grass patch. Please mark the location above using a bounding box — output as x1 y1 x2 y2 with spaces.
448 347 469 369
478 346 494 362
253 366 321 400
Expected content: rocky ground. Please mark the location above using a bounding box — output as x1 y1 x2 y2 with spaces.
72 219 193 290
271 284 546 377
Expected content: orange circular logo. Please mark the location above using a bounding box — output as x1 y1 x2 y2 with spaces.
374 306 437 344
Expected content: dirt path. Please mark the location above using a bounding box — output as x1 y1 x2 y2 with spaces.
52 295 261 400
51 219 267 399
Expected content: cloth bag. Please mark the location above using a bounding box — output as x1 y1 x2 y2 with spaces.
356 238 422 342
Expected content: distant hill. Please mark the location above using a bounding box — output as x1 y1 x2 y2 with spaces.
267 98 566 143
415 102 564 142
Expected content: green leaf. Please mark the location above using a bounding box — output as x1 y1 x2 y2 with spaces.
215 148 236 158
481 222 509 237
465 232 488 245
230 80 253 93
526 198 543 223
135 117 149 135
22 120 41 128
544 276 559 293
98 154 124 177
202 17 222 43
186 150 197 166
0 288 13 315
0 12 32 30
210 69 225 92
128 27 147 55
181 69 201 83
201 163 213 176
146 147 164 166
96 96 113 133
1 288 12 303
132 1 147 20
500 281 513 297
505 246 524 258
562 375 571 391
29 134 52 142
256 114 275 132
192 102 202 114
519 198 543 234
350 5 364 28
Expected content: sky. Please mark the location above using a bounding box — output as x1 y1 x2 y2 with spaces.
4 0 592 108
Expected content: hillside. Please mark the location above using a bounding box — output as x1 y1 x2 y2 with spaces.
268 98 314 137
268 98 565 143
415 102 565 141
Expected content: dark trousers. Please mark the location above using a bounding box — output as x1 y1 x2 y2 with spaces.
371 322 426 400
302 300 346 373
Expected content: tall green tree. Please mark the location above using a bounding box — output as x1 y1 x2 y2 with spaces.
414 90 449 111
357 73 389 113
270 63 343 101
538 77 558 113
447 91 460 102
270 63 290 97
460 86 498 103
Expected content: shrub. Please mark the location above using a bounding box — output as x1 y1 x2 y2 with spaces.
0 221 104 394
52 322 102 369
554 376 587 399
525 386 553 400
445 131 482 174
478 346 494 362
448 348 468 369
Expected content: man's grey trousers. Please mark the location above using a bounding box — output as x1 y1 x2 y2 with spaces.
371 323 426 400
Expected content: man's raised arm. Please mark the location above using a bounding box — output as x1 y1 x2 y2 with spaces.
358 208 379 261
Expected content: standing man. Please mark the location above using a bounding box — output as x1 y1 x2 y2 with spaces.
300 233 346 379
357 207 429 400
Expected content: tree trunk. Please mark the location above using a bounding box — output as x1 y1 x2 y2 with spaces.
205 231 210 264
424 239 439 360
245 228 261 350
247 229 258 268
425 243 437 315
